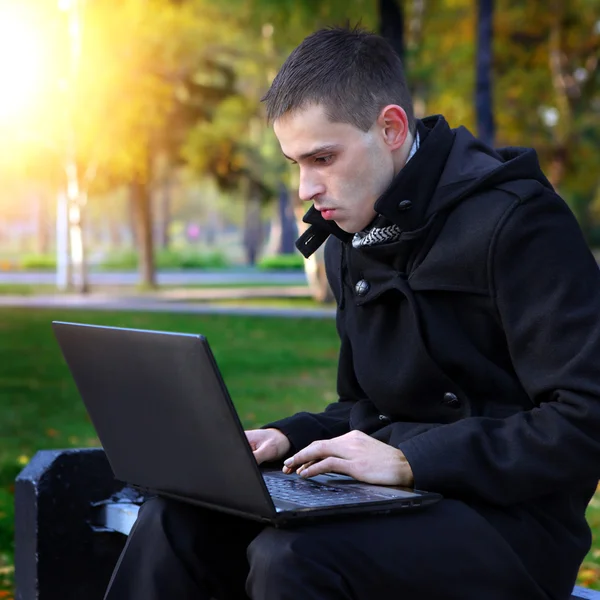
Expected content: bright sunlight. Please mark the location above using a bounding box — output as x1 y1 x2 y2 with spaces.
0 5 45 122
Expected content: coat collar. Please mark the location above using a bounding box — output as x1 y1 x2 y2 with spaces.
295 115 456 258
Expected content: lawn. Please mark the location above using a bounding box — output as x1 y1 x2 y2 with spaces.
0 307 599 595
0 308 339 595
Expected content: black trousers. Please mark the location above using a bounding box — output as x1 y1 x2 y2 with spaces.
104 497 550 600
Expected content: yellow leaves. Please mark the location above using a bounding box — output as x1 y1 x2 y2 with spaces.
443 0 472 8
578 566 600 587
16 455 29 467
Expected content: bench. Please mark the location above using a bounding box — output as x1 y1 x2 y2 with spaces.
14 448 600 599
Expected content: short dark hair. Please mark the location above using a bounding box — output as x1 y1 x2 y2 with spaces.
262 26 415 134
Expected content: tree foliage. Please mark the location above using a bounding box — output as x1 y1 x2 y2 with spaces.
2 0 599 253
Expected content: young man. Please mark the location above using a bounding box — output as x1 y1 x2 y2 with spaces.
105 27 600 600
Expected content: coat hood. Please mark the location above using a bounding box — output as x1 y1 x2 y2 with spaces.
295 115 554 258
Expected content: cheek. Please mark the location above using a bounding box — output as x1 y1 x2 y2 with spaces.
351 161 389 206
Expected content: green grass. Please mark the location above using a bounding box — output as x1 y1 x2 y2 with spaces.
0 308 599 595
0 284 57 295
257 254 304 270
0 308 339 596
173 297 333 309
581 495 600 588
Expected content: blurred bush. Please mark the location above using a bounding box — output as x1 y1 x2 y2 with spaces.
587 227 600 250
257 254 304 270
19 254 57 270
156 249 228 270
99 249 229 270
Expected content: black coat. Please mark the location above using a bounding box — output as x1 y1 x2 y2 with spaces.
267 115 600 597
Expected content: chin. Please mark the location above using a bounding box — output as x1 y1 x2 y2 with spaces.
336 223 357 234
330 217 351 233
335 220 365 235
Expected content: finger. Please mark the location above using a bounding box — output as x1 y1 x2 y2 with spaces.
283 460 317 475
296 460 318 475
284 440 334 470
253 445 271 465
299 457 351 479
282 458 316 474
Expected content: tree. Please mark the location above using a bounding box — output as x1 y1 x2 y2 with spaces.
379 0 405 63
415 0 599 237
212 1 380 301
475 0 495 146
72 0 240 286
492 0 600 231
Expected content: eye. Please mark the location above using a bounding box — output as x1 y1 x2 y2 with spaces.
314 155 333 165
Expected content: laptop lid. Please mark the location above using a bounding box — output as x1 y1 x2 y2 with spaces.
52 321 276 521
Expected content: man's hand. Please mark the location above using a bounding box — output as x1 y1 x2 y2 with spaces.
246 428 291 465
282 430 414 487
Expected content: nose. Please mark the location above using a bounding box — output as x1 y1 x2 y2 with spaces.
298 170 325 202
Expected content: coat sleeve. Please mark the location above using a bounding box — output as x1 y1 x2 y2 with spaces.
397 190 600 505
261 318 358 453
261 238 359 452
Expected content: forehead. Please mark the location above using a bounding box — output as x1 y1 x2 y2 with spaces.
273 104 363 156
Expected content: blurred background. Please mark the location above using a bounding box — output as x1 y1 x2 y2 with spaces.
0 0 599 596
0 0 598 300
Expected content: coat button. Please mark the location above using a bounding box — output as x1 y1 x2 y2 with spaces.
443 392 461 408
398 200 413 211
355 279 371 296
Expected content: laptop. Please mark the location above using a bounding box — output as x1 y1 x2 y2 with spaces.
52 321 442 526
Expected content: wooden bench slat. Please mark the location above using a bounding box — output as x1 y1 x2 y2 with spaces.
96 502 140 536
572 586 600 599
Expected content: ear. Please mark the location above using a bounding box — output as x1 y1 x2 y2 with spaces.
376 105 409 151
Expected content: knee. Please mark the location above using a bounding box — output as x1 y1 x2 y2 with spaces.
135 496 198 535
138 496 174 523
247 528 298 570
246 528 325 593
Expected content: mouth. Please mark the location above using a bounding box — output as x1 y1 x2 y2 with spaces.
317 208 337 220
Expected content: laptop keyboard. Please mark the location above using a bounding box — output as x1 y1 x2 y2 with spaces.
263 474 393 507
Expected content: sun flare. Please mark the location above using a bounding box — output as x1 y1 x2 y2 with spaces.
0 6 45 121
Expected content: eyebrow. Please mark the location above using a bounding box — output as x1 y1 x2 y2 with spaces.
283 144 341 162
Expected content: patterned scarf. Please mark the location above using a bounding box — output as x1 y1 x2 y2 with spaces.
352 133 420 248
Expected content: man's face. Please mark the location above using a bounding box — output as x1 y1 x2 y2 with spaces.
274 104 395 233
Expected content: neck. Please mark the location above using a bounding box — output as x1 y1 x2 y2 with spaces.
392 131 415 176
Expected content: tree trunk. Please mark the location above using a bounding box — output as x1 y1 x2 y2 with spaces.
378 0 406 63
476 0 496 147
242 179 264 266
266 183 297 256
130 179 156 288
108 217 121 249
69 198 89 293
548 144 569 191
292 192 334 304
156 170 173 250
205 208 220 246
547 0 572 191
407 0 427 116
35 193 50 255
128 193 138 248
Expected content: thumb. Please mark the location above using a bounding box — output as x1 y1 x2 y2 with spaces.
252 440 270 465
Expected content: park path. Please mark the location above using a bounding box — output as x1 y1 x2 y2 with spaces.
0 286 335 319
